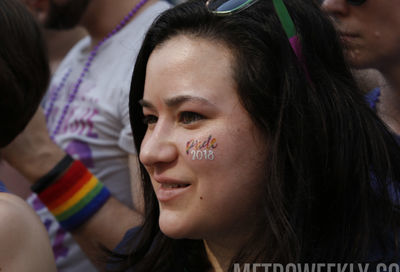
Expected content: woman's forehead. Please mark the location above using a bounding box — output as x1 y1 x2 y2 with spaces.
144 35 237 102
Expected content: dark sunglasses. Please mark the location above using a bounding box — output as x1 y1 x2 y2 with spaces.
319 0 366 6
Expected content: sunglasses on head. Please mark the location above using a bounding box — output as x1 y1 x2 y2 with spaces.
319 0 367 6
206 0 298 57
206 0 312 83
206 0 259 14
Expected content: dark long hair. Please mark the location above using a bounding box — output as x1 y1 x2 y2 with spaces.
0 0 50 147
111 0 400 270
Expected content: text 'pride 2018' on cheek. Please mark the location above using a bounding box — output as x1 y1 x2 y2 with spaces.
186 135 217 161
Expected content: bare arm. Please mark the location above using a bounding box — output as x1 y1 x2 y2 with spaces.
72 197 143 269
1 109 143 269
0 193 57 272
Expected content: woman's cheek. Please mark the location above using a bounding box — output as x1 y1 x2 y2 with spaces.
184 134 218 162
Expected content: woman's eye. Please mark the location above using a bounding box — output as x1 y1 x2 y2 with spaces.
142 115 158 125
179 112 204 124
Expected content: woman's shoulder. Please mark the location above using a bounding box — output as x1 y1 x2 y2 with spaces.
0 193 57 271
0 192 35 232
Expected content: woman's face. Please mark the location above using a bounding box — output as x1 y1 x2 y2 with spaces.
139 35 268 242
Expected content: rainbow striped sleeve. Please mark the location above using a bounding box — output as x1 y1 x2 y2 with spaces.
36 160 111 231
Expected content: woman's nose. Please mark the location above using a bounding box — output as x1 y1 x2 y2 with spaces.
321 0 350 17
139 123 178 167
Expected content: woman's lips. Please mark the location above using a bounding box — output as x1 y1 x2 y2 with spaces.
154 176 192 202
340 32 359 43
155 183 191 202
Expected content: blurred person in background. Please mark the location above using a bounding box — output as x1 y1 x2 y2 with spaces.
321 0 400 141
22 0 87 72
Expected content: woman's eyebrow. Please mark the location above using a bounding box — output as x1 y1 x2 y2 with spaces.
139 95 216 110
164 95 214 108
138 99 154 109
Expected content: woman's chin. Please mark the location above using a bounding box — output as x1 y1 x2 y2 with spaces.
159 220 188 239
158 214 199 239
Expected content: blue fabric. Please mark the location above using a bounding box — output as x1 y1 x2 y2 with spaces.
366 87 400 144
114 226 141 255
111 227 187 271
108 227 141 272
0 181 8 193
365 87 381 111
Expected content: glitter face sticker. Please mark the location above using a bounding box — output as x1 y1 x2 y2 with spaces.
186 135 217 160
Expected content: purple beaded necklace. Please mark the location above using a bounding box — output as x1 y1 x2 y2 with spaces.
45 0 149 139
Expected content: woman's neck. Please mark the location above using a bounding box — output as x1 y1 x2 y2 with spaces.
204 240 233 272
203 225 262 272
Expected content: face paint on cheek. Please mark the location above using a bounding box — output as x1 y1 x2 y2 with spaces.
185 135 217 161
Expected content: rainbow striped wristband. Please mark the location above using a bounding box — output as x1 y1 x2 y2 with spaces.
32 157 111 231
